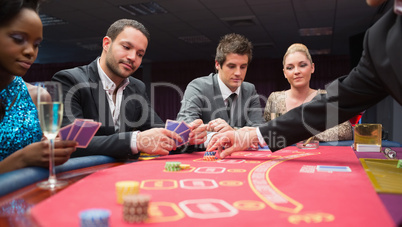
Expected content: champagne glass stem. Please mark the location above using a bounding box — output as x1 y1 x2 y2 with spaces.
48 138 56 187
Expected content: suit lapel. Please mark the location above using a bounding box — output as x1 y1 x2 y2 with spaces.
88 60 115 133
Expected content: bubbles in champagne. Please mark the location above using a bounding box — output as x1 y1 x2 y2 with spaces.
38 102 63 139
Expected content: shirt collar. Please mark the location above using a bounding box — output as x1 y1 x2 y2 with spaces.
217 74 240 100
97 58 130 92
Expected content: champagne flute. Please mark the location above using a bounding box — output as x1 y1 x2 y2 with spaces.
36 81 67 189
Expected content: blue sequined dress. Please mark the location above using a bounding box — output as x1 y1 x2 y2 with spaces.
0 77 42 161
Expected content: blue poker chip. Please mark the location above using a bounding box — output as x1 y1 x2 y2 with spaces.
79 208 110 227
204 151 216 157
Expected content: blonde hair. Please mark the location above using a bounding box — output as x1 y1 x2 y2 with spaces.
282 43 313 67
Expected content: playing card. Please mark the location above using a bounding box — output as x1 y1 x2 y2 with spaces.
58 119 100 148
66 119 86 140
59 124 73 140
174 121 190 134
177 129 191 146
165 119 180 131
73 121 102 148
165 120 191 147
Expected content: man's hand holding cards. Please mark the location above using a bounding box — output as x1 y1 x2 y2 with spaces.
165 119 207 146
58 119 101 148
165 120 191 146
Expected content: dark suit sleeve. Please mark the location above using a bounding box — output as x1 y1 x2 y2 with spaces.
75 132 136 159
52 69 139 160
259 26 389 151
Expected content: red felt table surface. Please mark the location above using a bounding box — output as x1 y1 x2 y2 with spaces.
30 146 394 226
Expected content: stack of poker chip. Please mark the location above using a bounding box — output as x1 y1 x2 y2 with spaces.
123 194 151 223
115 181 140 204
165 161 181 171
79 208 110 227
203 151 216 161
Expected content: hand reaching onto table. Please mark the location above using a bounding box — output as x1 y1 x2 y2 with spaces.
207 128 259 158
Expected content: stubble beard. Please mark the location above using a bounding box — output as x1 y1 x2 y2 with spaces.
105 55 135 80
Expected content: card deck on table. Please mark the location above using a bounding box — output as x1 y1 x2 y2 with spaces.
316 165 352 172
58 119 101 148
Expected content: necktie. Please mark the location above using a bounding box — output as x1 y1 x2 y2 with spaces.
226 93 237 120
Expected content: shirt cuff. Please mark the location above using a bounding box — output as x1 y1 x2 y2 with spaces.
256 127 267 147
204 131 218 147
130 131 140 154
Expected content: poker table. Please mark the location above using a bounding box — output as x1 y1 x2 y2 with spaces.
19 146 400 226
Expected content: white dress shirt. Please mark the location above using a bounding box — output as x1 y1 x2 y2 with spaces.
97 59 140 154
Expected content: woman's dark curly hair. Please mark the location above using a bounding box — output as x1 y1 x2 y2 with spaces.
0 0 43 120
0 0 42 26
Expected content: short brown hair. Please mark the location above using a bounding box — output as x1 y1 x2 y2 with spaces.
215 33 253 66
106 19 150 42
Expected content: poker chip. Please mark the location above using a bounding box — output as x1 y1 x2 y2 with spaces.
165 162 181 171
115 181 140 204
179 164 190 170
79 208 110 227
397 159 402 168
123 194 151 223
139 152 160 160
203 151 217 161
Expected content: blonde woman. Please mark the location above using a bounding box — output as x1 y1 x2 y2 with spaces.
264 43 353 141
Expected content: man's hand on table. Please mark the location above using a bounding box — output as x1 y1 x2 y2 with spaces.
207 128 259 158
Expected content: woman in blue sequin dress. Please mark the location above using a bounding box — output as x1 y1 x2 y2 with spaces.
0 0 77 174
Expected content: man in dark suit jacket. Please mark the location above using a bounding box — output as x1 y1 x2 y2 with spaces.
53 19 206 159
177 34 263 146
207 0 402 157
